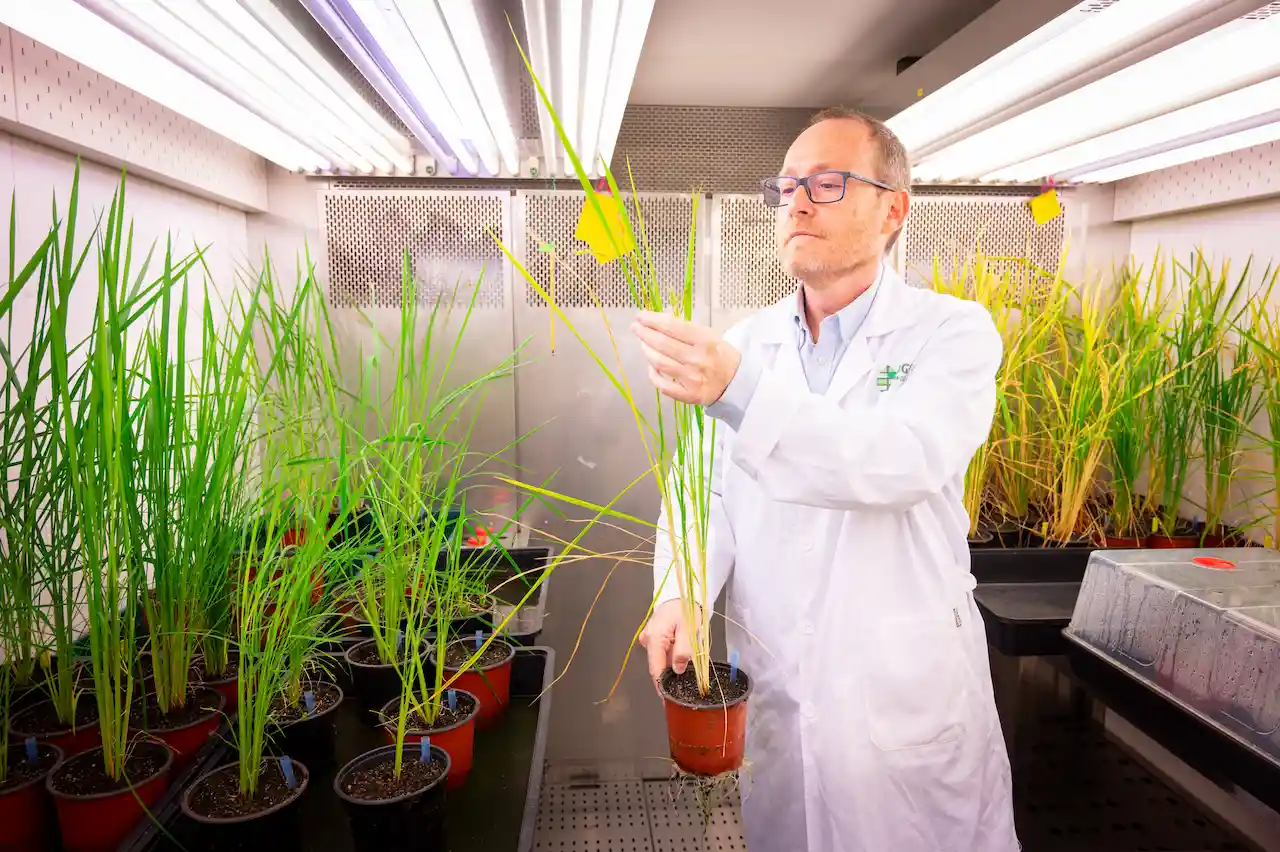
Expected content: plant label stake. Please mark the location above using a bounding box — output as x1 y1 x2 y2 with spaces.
24 736 38 763
729 649 739 682
280 756 298 790
396 630 404 653
419 736 431 763
475 630 483 650
447 689 457 711
304 690 316 716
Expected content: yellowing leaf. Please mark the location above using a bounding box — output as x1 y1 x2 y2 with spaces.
575 191 635 264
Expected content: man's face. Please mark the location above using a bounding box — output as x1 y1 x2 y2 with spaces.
773 119 906 281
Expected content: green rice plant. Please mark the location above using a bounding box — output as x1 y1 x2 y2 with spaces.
1233 275 1280 547
48 168 181 781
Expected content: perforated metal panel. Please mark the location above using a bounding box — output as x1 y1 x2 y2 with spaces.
3 27 267 211
901 194 1067 290
1113 138 1280 221
320 189 509 309
0 26 16 123
517 190 702 309
645 781 746 852
711 194 791 311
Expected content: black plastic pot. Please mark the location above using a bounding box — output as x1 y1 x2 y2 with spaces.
268 682 343 774
344 639 427 718
179 759 309 852
334 744 450 852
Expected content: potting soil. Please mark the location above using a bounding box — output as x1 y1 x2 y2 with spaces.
390 692 477 731
443 641 508 669
0 745 58 791
269 682 342 724
49 742 167 796
663 665 749 707
128 687 221 731
10 698 98 735
348 642 412 667
187 762 298 819
340 751 447 801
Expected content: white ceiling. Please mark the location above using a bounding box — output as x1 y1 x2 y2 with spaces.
626 0 1002 108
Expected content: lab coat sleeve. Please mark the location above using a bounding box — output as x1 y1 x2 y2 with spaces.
653 399 736 612
729 301 1002 511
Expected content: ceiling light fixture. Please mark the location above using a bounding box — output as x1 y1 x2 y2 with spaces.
1069 118 1280 183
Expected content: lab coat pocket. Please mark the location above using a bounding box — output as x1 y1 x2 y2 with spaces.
864 613 969 752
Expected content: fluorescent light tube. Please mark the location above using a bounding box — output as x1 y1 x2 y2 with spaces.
522 0 559 178
580 1 619 178
1071 119 1280 182
558 1 582 176
985 77 1280 182
438 1 521 176
0 0 328 171
913 11 1280 182
596 0 653 174
888 0 1219 157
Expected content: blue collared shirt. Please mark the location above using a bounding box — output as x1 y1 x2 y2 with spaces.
708 264 884 431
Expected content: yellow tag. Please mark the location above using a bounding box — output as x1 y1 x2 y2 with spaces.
574 191 635 265
1152 517 1161 534
1029 189 1063 225
1266 534 1274 548
917 87 924 98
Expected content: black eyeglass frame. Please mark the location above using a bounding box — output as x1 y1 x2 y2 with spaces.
760 170 897 207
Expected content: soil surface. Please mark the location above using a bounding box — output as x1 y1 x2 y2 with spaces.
0 746 58 791
191 652 239 683
10 697 98 735
269 682 342 724
384 692 477 731
49 741 168 796
348 641 415 667
663 665 749 707
443 639 509 669
129 687 221 731
187 761 301 819
340 751 447 802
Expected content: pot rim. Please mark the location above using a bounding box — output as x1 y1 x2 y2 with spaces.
377 689 480 737
274 680 345 729
131 685 226 735
46 740 173 802
659 661 753 711
437 636 515 673
332 743 451 806
344 637 428 671
180 758 310 825
10 697 100 739
0 742 64 798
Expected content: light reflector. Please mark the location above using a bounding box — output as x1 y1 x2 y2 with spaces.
1070 119 1280 182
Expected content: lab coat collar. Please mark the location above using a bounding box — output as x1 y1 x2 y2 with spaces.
757 261 917 345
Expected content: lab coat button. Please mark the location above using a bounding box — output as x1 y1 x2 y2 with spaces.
800 620 814 635
801 702 816 719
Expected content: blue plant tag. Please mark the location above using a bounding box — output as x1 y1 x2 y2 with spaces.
303 691 316 715
447 689 457 711
419 736 431 763
475 630 483 649
25 736 38 762
280 756 297 789
396 630 404 652
729 649 740 681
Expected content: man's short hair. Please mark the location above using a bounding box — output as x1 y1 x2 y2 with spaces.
807 106 911 252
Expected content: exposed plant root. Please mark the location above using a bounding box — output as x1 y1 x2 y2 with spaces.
666 762 751 832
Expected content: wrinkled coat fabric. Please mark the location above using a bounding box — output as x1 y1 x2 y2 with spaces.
653 266 1019 852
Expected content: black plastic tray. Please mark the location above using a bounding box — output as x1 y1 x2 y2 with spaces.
970 546 1092 657
1062 634 1280 814
118 647 554 852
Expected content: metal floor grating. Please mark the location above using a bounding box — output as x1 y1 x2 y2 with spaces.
534 778 745 851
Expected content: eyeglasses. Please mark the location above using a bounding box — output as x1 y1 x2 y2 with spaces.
761 170 896 207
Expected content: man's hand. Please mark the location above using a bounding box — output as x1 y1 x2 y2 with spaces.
638 599 698 694
631 312 741 405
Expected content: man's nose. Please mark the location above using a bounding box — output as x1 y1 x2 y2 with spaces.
786 183 816 215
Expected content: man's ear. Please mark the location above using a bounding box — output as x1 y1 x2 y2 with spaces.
885 189 910 237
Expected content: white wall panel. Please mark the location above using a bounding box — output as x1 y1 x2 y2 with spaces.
0 26 268 212
1114 139 1280 222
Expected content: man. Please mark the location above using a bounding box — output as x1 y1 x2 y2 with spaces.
633 107 1019 852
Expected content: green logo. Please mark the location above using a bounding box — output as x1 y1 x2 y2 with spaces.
876 363 912 391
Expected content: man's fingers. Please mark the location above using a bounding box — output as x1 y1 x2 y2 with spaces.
671 623 693 675
632 320 694 361
638 340 688 381
645 628 671 690
648 367 697 404
635 310 702 345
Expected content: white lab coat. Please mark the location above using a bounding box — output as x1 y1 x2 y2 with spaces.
653 265 1019 852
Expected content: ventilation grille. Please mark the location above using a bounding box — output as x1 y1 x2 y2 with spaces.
519 191 698 309
901 195 1066 297
1244 2 1280 19
322 190 507 309
714 195 792 309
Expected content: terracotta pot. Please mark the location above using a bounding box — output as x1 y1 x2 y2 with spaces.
660 662 752 776
439 639 514 730
378 690 479 789
180 759 309 852
0 742 63 852
46 741 172 852
1147 534 1199 549
1099 532 1144 548
132 687 225 773
10 699 101 759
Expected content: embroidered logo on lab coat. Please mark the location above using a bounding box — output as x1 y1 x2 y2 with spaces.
876 363 912 391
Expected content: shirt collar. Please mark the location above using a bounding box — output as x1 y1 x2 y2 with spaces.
792 261 885 344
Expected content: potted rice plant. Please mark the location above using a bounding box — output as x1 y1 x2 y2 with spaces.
1 663 65 852
45 172 175 852
1236 294 1280 547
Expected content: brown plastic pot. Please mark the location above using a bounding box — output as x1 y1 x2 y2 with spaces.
1147 534 1199 549
1099 531 1144 548
659 662 752 777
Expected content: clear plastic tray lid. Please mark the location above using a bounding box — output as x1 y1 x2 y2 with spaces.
1065 549 1280 768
